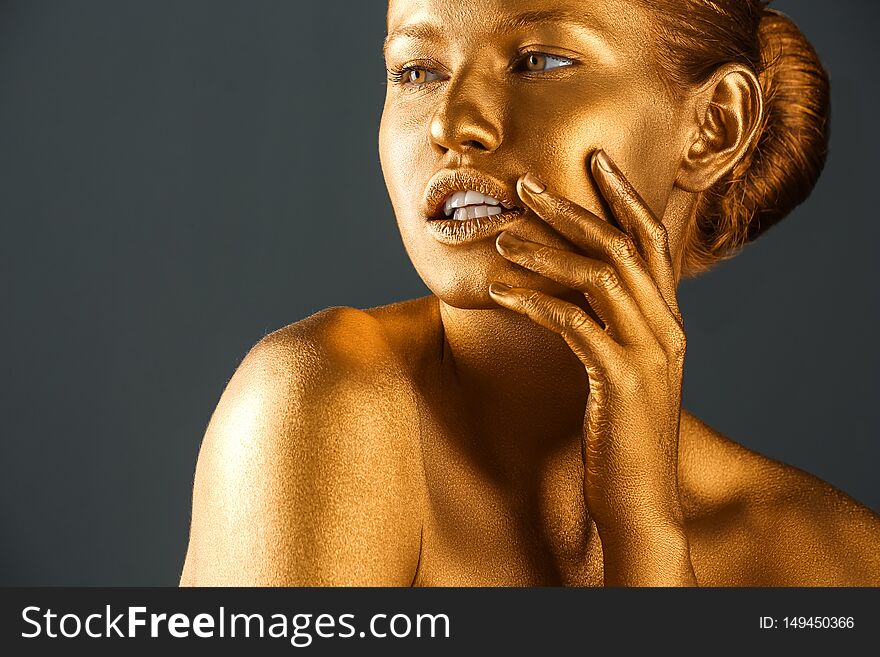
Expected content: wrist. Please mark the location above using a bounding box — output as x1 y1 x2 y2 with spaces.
596 517 697 587
591 491 687 540
597 518 687 550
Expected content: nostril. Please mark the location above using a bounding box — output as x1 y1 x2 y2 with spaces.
462 139 488 151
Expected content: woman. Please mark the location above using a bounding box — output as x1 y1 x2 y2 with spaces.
180 0 880 586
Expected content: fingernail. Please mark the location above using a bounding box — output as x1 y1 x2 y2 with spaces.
521 172 546 194
496 231 524 252
595 149 614 173
489 281 513 297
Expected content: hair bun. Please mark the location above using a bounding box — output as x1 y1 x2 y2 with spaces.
685 8 830 277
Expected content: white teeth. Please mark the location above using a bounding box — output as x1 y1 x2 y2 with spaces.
452 205 495 220
442 189 505 217
447 203 508 220
463 190 483 206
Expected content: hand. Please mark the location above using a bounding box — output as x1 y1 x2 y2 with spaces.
488 150 696 585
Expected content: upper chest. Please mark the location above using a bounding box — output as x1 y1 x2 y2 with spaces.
405 393 760 586
411 396 605 586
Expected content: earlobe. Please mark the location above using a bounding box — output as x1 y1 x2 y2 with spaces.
676 65 764 193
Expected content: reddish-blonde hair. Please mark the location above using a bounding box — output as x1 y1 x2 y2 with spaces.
652 1 830 277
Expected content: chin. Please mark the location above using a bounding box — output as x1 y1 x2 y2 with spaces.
412 242 576 310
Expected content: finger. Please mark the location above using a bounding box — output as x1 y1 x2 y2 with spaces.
518 171 623 260
590 150 680 319
487 282 621 375
516 173 681 343
495 231 654 346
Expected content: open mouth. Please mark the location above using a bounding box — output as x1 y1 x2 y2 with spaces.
428 189 526 225
436 189 517 221
422 169 527 244
426 188 526 245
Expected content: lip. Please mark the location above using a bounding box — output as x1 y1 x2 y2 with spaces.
422 168 525 245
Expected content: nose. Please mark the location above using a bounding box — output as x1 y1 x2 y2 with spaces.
429 71 503 155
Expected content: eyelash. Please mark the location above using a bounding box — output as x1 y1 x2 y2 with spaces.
387 52 575 87
386 59 438 86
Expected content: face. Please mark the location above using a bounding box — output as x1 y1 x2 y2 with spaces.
379 0 694 309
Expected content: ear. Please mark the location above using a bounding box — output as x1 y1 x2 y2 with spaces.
675 64 764 193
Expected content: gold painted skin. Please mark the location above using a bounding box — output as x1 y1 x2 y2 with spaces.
180 0 880 586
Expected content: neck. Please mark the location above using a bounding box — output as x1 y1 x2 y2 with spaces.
438 300 589 458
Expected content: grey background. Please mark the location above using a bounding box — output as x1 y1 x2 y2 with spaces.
1 0 876 585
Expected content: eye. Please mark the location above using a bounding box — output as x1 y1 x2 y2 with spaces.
520 52 574 72
406 68 442 84
391 66 444 86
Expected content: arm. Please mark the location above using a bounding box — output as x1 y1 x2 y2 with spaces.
180 318 424 586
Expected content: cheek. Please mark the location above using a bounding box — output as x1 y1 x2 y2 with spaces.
379 104 461 296
510 85 684 220
379 109 420 206
379 102 439 237
612 111 686 215
379 94 437 172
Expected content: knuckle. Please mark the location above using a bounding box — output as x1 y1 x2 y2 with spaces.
562 307 590 333
611 235 638 263
522 290 544 308
666 326 687 359
626 349 669 389
591 263 619 291
615 359 644 393
530 245 553 268
649 220 671 253
649 349 671 378
552 196 575 216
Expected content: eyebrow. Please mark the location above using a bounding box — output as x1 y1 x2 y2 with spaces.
383 8 607 54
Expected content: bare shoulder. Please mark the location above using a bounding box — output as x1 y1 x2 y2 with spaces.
180 305 426 586
678 411 880 586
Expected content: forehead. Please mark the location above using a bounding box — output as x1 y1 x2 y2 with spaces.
387 0 640 34
386 0 649 56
